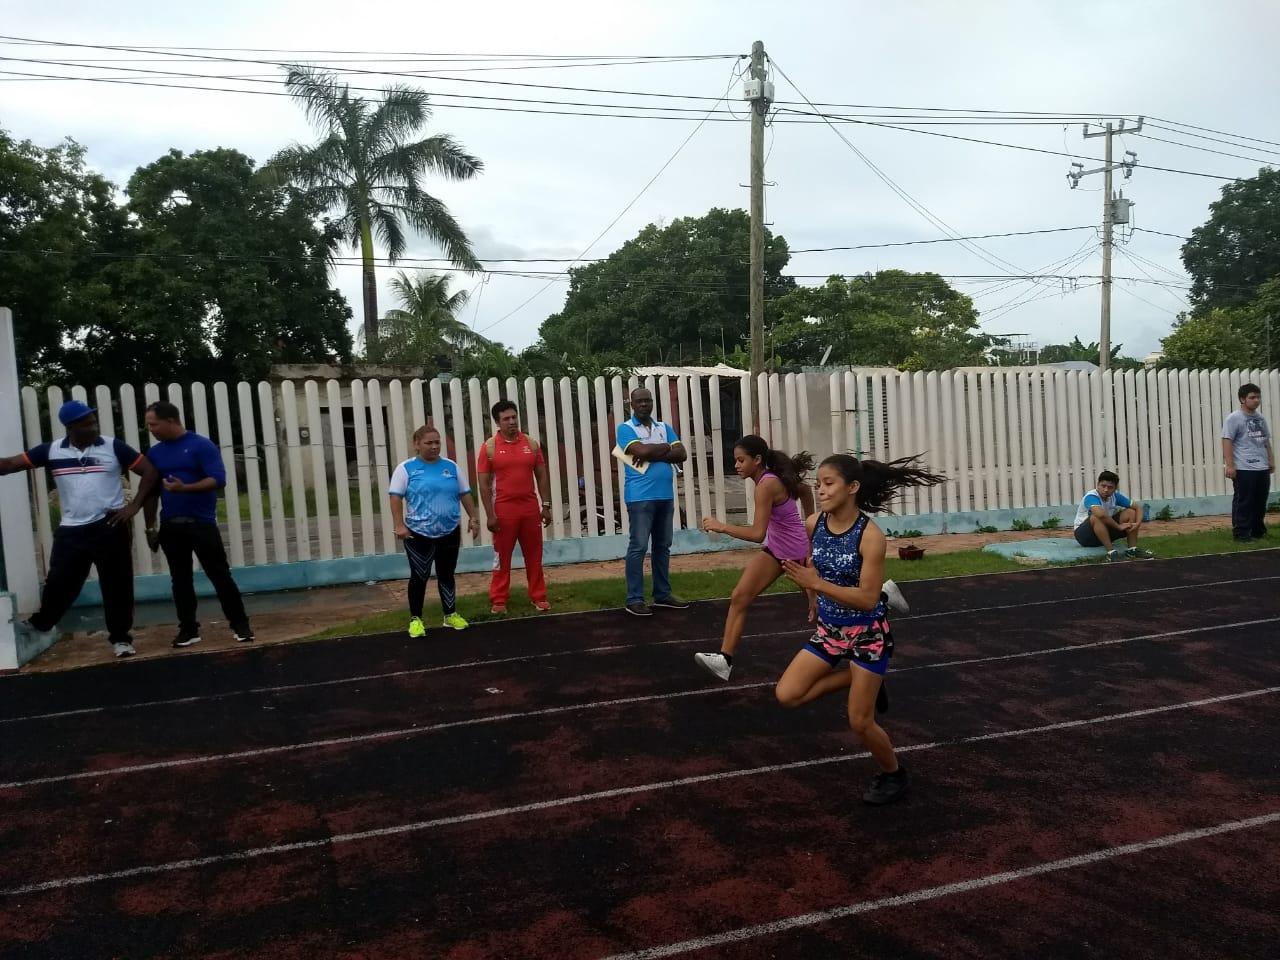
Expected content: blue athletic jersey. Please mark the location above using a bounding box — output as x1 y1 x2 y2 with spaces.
389 456 470 538
811 513 886 627
616 416 679 503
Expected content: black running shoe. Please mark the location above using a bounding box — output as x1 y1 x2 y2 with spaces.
171 627 201 649
863 766 910 805
652 595 690 610
231 622 256 643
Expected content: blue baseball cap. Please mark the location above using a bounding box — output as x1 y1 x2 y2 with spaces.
57 400 97 426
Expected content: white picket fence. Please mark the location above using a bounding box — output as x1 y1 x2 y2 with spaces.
17 366 1278 579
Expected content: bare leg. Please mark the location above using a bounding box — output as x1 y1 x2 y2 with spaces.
848 667 898 772
775 648 851 707
720 551 783 657
1117 506 1142 547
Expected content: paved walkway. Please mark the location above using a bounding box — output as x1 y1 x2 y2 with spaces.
23 515 1229 673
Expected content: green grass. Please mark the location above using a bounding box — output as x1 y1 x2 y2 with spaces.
310 526 1274 640
217 485 354 524
310 549 1029 639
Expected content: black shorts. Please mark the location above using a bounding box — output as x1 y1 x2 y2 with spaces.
1073 511 1125 547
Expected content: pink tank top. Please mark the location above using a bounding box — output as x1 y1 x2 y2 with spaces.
761 471 809 561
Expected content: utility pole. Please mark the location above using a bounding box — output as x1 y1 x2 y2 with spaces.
1068 117 1142 371
746 40 773 406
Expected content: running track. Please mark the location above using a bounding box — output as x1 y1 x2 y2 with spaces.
1 550 1277 959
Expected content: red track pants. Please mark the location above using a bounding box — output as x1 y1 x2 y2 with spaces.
489 509 547 606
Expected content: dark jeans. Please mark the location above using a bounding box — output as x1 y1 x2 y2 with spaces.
625 499 674 604
159 518 248 632
30 517 134 645
405 525 461 616
1231 470 1271 539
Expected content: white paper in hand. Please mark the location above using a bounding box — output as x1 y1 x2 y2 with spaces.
612 444 649 474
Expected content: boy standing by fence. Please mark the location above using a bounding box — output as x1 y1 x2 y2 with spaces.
1222 382 1274 542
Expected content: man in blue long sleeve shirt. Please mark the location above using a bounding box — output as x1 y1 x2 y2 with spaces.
143 401 254 647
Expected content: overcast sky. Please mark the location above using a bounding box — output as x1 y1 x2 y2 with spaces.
3 0 1277 361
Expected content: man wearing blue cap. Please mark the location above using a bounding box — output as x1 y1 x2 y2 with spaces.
0 400 159 658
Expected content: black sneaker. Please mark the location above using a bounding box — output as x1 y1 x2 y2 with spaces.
171 627 201 649
863 766 910 805
625 601 653 617
652 595 690 609
232 622 255 643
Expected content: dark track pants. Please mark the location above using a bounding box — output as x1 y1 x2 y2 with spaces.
29 516 134 645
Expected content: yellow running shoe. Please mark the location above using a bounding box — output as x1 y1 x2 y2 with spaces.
407 616 426 638
442 612 469 631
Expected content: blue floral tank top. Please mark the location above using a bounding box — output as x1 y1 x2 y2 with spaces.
811 512 887 627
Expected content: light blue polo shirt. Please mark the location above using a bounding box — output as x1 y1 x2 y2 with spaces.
25 436 142 527
389 456 470 538
616 416 679 503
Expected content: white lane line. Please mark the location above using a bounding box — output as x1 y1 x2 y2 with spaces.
598 810 1280 960
3 617 1277 791
2 685 1275 898
3 574 1275 726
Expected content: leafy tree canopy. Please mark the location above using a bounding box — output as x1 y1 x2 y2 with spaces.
770 270 991 370
0 130 353 386
1182 167 1280 313
1159 307 1259 369
537 208 793 365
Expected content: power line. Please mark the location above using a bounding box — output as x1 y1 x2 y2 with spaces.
768 57 1043 285
473 61 746 334
1130 131 1279 166
773 107 1246 181
1147 115 1280 151
1133 227 1190 242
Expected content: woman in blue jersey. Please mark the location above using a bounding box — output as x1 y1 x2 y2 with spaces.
389 425 481 637
776 454 945 806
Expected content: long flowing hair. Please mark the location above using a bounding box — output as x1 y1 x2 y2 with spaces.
818 453 946 513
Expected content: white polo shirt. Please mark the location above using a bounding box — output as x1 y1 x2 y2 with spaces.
24 436 143 527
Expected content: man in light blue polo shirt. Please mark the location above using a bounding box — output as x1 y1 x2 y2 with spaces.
0 400 158 658
616 387 690 616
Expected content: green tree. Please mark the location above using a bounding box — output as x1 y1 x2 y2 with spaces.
370 270 491 371
0 130 130 379
268 66 483 359
770 270 990 370
1159 307 1258 368
1181 167 1280 313
1035 336 1143 370
537 208 793 364
119 147 353 382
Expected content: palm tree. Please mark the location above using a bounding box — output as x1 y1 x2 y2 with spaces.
268 66 483 358
367 270 492 368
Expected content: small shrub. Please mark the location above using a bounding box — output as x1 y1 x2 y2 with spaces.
900 528 924 538
1040 517 1062 530
1011 518 1033 531
1155 504 1176 522
1182 510 1197 519
975 524 999 534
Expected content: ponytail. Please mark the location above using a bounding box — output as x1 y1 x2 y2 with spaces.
734 435 813 499
819 453 946 514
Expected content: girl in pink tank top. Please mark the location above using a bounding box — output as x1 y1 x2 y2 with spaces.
695 436 815 681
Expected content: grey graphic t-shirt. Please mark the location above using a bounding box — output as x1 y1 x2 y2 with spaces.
1222 409 1272 470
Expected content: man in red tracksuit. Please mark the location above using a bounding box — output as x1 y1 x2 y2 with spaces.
477 399 553 614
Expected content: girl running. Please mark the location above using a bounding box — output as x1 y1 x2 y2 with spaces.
389 425 481 637
696 435 814 680
775 454 944 805
696 436 910 681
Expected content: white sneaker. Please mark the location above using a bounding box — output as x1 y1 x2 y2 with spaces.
694 651 732 681
882 579 910 615
113 642 136 658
